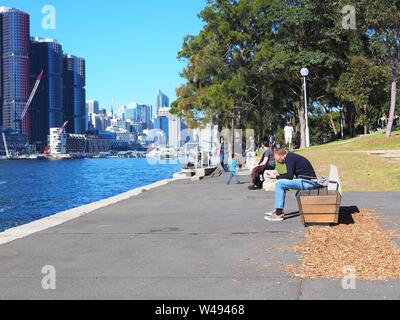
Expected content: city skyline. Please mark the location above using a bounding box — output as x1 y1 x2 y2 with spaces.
1 0 206 111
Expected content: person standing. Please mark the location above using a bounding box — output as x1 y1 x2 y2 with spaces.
264 149 321 222
219 138 227 171
268 130 276 150
227 155 241 185
284 123 294 150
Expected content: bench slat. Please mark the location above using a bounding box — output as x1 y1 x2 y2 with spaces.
303 214 339 223
301 204 338 214
300 196 338 205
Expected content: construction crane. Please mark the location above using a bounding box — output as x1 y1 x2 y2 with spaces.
14 69 44 135
59 121 69 134
2 132 10 159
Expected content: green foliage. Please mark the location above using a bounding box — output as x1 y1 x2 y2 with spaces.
174 0 399 143
335 56 390 107
335 56 391 133
309 112 340 145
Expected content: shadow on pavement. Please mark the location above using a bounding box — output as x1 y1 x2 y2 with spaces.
284 206 360 224
285 211 300 220
338 206 360 225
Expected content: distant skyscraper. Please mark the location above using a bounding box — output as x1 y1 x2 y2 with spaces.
125 103 137 121
156 90 169 114
168 114 187 148
29 38 63 145
125 103 152 133
136 104 152 129
63 55 86 134
0 11 3 127
86 100 99 118
155 107 171 144
0 7 30 133
118 105 127 121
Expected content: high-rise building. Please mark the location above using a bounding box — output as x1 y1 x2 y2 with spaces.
156 90 169 114
91 113 109 131
0 7 30 133
86 100 99 118
29 38 63 145
136 104 151 129
63 54 86 134
154 107 170 144
168 114 187 148
0 11 3 127
118 105 127 121
125 103 152 132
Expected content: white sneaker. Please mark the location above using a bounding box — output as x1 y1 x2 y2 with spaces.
265 210 284 217
265 212 285 222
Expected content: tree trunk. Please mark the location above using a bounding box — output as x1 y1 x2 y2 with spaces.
343 103 355 137
328 113 338 136
386 63 398 138
364 104 368 136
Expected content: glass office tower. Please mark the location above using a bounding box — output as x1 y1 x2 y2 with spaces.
0 7 30 135
63 55 86 134
30 38 63 146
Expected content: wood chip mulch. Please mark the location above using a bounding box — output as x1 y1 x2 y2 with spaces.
285 209 400 281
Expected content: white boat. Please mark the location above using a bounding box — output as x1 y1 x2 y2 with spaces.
48 153 73 160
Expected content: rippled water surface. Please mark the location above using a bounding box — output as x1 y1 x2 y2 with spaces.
0 158 180 232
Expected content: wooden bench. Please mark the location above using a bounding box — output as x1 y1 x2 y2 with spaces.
296 165 342 226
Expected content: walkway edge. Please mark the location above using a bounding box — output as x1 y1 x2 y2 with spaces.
0 178 175 246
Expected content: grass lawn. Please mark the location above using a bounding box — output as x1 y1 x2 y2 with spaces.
306 129 400 152
295 129 400 192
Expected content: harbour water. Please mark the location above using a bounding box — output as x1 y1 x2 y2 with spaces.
0 158 181 232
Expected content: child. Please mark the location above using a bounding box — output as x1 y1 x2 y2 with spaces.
227 155 240 185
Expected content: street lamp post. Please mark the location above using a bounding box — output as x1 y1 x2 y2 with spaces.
300 68 310 148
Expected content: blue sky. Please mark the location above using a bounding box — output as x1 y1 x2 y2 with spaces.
5 0 206 111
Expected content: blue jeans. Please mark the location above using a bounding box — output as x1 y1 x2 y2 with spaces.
227 172 240 184
275 179 320 209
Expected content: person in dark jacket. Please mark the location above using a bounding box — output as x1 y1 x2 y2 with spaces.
264 149 321 222
268 130 276 150
219 138 227 171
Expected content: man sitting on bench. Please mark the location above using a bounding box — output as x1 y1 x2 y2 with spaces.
248 140 275 190
264 149 321 222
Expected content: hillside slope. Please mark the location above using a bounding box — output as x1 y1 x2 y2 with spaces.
295 130 400 191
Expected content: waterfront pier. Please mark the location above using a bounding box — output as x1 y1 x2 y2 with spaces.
0 173 399 299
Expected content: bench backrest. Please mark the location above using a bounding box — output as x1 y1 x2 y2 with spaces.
328 165 342 196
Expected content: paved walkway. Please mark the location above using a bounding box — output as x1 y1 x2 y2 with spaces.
0 173 399 300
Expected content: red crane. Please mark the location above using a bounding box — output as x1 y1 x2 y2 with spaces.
59 121 69 134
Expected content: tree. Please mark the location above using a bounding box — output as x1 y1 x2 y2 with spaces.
255 0 352 147
355 0 400 137
335 56 390 135
175 1 353 143
175 0 271 133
